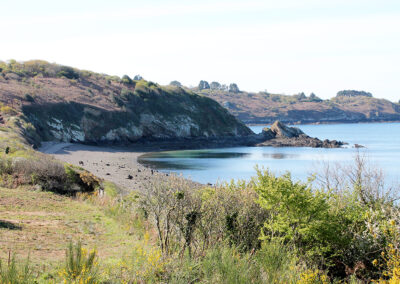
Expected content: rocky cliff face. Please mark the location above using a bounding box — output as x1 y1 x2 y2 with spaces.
0 60 253 145
20 89 253 144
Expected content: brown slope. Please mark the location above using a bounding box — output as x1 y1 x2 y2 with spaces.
196 89 400 124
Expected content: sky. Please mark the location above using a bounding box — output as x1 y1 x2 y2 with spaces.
1 0 400 101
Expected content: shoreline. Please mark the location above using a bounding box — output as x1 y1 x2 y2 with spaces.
39 142 195 193
246 120 400 126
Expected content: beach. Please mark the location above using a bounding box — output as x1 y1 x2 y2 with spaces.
39 142 181 193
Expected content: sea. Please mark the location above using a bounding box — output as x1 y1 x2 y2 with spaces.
138 123 400 186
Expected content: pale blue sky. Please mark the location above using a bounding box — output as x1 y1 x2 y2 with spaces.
1 0 400 100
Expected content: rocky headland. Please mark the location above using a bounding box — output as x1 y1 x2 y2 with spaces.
0 60 347 156
193 81 400 124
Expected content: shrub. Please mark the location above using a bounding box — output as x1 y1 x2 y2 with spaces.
199 182 268 252
140 175 201 256
121 75 134 85
10 156 98 194
254 168 347 264
13 156 70 192
0 106 18 116
23 94 35 102
199 246 261 284
0 253 34 284
256 240 300 283
59 241 99 283
0 155 13 175
57 66 80 79
298 269 330 284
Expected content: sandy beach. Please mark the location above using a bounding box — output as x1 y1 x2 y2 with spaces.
39 142 181 193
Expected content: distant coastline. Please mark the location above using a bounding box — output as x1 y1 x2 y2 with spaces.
246 120 400 126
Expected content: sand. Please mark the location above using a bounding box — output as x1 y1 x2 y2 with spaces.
39 142 179 193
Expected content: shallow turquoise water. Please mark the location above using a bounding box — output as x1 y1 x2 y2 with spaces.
139 123 400 184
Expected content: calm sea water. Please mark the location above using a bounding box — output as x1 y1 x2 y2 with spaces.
139 123 400 184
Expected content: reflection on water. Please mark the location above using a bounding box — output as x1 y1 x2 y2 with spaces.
141 150 250 159
138 123 400 184
263 153 298 159
138 159 206 170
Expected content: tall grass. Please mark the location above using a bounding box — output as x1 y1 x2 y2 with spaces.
59 241 99 283
0 253 33 284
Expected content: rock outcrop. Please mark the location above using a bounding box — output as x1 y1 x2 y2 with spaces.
269 121 304 138
257 121 345 148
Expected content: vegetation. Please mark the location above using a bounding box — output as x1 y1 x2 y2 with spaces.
337 90 373 98
2 149 400 282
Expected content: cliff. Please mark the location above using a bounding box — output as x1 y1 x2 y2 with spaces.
0 60 252 146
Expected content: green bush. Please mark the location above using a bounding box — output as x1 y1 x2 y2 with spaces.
57 66 80 79
199 182 268 252
254 168 347 264
121 74 134 85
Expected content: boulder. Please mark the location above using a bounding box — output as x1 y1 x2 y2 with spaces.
270 121 304 138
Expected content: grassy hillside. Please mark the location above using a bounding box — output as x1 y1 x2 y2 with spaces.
0 60 252 146
196 88 400 124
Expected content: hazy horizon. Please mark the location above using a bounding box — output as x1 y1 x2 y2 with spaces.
1 0 399 101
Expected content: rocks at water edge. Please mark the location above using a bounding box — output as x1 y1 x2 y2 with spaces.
269 121 305 138
257 120 346 148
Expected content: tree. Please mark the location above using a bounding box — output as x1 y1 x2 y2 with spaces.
229 83 240 93
57 66 79 79
121 75 133 85
309 93 322 102
198 80 210 90
210 81 221 90
170 80 182 87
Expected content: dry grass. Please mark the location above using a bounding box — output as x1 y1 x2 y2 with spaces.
0 186 138 271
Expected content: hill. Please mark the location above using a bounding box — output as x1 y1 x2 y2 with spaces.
0 60 252 147
190 81 400 124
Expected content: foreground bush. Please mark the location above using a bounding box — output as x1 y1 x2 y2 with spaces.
0 254 33 284
59 241 99 283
